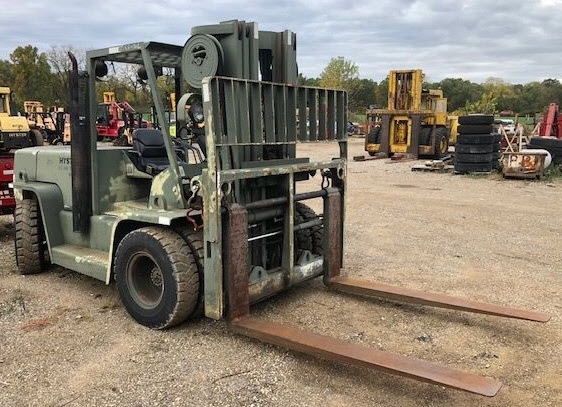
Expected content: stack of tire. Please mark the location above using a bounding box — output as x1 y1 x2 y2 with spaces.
455 115 501 174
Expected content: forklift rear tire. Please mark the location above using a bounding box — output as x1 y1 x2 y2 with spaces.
294 208 312 258
114 227 200 329
295 202 323 256
15 196 48 274
368 151 378 157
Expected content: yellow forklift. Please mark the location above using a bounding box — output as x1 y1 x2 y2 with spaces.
365 69 452 158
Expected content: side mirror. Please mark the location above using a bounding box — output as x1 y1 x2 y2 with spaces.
95 61 108 79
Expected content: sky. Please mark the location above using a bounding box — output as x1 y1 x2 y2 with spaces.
1 0 562 84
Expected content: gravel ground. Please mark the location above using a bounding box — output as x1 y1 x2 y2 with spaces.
0 138 560 407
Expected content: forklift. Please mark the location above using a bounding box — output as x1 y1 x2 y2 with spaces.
13 21 548 397
0 87 43 214
365 69 451 158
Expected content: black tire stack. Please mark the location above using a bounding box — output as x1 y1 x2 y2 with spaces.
455 115 499 174
491 132 502 170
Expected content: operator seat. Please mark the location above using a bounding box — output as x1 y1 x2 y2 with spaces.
129 129 170 175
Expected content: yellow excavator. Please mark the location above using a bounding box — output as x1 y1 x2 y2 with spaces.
0 87 43 214
365 69 457 158
0 87 43 149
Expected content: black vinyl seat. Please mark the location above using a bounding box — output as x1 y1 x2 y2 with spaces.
129 129 170 175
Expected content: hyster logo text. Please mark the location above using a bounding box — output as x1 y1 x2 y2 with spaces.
59 157 71 165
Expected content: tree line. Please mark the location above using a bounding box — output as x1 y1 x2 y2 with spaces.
1 46 561 118
301 57 562 118
0 45 173 113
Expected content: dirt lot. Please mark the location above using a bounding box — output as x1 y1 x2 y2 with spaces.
0 138 560 407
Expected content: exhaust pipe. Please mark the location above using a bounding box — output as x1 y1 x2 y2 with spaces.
68 52 92 233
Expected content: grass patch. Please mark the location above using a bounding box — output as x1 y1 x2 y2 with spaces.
544 164 562 181
465 171 495 179
0 294 26 316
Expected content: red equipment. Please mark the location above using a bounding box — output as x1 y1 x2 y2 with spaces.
95 92 136 139
538 103 562 138
0 154 15 214
528 103 562 165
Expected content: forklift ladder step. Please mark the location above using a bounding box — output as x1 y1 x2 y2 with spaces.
230 316 502 397
328 276 550 322
50 244 108 282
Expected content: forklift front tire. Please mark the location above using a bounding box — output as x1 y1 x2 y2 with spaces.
114 227 200 329
433 127 449 158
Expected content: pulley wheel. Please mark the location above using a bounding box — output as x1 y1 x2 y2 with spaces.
182 34 223 88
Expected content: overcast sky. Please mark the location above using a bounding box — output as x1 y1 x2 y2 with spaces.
1 0 561 84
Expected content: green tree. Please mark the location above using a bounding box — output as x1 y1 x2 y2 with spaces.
457 92 497 115
319 57 367 113
538 79 562 110
518 82 542 114
47 45 85 109
298 74 320 87
319 57 359 89
10 45 53 108
0 59 14 86
482 77 517 112
374 77 388 109
353 78 377 110
428 78 483 112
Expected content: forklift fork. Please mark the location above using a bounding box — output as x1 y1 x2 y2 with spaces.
225 188 548 397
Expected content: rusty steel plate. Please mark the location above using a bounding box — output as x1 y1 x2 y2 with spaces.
230 316 502 397
328 276 550 322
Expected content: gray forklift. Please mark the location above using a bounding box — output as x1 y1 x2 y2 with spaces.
13 20 548 397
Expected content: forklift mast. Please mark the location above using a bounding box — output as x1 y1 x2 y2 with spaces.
388 69 423 111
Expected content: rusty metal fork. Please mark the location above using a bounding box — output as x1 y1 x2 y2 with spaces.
223 200 516 397
327 276 549 322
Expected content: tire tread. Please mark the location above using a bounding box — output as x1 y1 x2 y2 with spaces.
458 115 494 125
15 196 46 274
115 227 199 329
295 202 323 255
